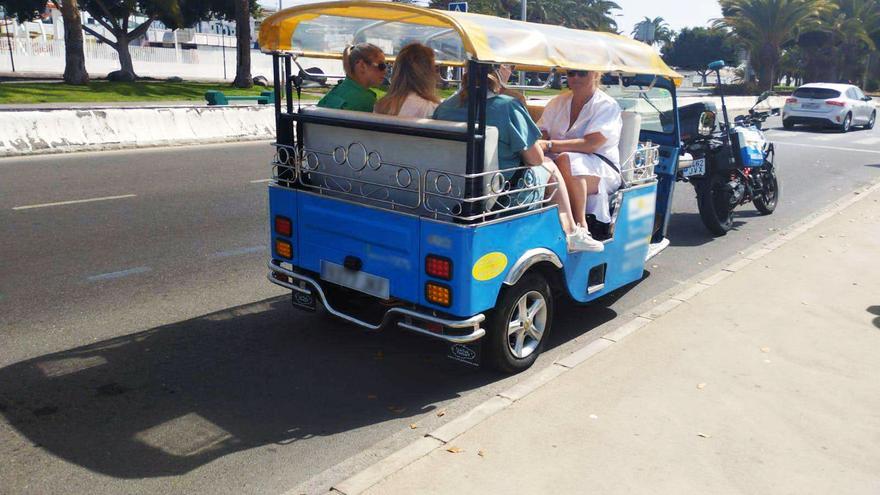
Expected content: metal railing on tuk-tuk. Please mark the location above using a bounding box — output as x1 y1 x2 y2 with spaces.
268 56 660 226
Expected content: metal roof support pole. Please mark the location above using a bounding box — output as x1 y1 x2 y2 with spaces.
284 55 294 114
465 60 488 220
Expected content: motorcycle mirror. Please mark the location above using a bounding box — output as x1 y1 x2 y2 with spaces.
698 111 717 136
708 60 726 71
757 91 773 103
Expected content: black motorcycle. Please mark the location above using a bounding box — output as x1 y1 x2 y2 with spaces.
676 61 780 236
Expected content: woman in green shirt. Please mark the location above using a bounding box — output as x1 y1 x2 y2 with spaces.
318 43 387 112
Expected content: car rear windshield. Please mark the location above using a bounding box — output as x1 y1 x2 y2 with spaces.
793 87 841 99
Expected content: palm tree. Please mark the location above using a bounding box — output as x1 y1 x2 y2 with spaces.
716 0 832 90
632 16 673 46
825 0 880 84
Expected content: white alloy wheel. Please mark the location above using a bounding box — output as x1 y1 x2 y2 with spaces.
506 290 548 359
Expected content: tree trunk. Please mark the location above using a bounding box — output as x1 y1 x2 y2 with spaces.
112 32 137 81
756 45 777 91
59 0 89 85
232 0 252 88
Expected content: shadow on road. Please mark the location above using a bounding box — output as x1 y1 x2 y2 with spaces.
666 212 746 248
0 290 620 480
0 297 493 479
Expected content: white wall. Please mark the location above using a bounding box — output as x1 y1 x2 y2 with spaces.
0 38 342 82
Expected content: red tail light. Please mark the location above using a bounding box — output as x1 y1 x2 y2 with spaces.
275 215 292 237
425 255 452 280
785 97 798 104
826 100 845 107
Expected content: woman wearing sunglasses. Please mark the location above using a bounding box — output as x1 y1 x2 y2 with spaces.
433 70 601 253
537 70 622 249
317 43 387 112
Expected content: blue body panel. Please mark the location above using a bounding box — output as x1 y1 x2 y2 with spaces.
270 183 658 318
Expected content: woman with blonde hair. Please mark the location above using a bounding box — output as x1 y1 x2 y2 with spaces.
317 42 386 112
374 43 440 118
537 69 622 246
433 70 603 252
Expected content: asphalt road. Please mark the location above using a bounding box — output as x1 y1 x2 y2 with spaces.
1 119 879 495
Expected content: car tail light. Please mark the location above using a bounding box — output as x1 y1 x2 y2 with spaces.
275 238 292 259
826 100 845 107
425 282 451 307
425 255 452 280
275 215 292 237
785 97 798 104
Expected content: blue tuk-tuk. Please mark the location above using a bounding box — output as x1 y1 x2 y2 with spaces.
260 1 686 372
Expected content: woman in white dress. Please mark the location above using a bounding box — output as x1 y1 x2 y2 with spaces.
374 43 440 118
537 70 622 237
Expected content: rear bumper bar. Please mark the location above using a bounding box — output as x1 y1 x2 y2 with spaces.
267 260 487 344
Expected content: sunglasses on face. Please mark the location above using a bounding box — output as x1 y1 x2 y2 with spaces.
568 70 590 77
368 61 388 71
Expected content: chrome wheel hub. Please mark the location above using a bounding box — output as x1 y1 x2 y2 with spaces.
507 291 548 359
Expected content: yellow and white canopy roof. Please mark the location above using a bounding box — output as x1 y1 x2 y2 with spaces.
258 1 681 81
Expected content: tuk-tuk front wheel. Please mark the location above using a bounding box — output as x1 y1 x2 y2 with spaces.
486 272 553 374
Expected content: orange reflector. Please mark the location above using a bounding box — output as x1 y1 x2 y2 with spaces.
275 239 292 259
275 215 292 237
425 282 451 307
425 255 452 280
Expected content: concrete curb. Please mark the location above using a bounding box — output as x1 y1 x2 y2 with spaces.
328 176 880 495
0 105 275 158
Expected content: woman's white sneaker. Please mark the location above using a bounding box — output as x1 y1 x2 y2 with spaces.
567 227 604 252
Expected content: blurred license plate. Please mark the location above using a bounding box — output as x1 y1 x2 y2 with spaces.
682 158 706 177
321 261 389 299
803 103 819 109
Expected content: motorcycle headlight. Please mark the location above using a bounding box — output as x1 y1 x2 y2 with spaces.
698 111 716 136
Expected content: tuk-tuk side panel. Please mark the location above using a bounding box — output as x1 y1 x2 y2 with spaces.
269 185 299 266
564 183 658 303
295 193 422 302
419 209 567 317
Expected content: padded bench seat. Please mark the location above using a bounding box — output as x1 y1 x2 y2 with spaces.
298 106 499 217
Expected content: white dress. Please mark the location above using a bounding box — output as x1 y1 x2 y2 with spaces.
538 89 622 223
397 93 439 119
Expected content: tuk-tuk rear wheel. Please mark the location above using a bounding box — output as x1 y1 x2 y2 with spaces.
485 272 553 374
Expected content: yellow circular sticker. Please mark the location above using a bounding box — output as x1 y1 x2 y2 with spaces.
472 252 508 281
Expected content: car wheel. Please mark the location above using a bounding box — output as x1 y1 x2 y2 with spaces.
839 113 852 133
783 119 794 130
485 272 553 374
866 111 876 130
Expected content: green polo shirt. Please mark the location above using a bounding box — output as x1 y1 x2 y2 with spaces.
317 78 377 112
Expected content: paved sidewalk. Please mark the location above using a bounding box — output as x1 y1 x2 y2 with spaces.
362 189 880 495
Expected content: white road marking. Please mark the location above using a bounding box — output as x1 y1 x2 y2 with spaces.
87 266 151 282
810 134 838 142
13 194 137 211
853 137 880 146
211 245 265 258
250 179 273 183
772 141 880 154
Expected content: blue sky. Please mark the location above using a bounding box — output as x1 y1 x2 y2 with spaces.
261 0 723 35
615 0 722 35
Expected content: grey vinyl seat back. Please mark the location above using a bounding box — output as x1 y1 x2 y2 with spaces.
298 106 500 216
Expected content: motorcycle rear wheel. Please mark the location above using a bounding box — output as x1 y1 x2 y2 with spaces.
696 175 734 236
753 167 779 215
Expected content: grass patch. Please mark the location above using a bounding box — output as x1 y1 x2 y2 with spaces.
0 79 562 105
0 80 322 104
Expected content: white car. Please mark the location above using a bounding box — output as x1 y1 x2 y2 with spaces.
782 83 876 132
